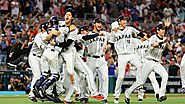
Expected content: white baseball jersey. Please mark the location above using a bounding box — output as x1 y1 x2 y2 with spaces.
30 31 48 56
86 31 110 56
132 38 150 61
58 21 78 51
109 26 140 54
145 35 167 62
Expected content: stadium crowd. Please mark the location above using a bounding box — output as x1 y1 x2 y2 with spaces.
0 0 184 92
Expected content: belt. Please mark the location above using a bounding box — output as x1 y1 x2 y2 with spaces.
146 58 158 62
88 54 104 58
33 53 41 58
51 49 55 52
120 53 134 55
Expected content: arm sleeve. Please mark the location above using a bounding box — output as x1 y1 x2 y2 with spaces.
58 39 74 49
82 33 98 40
137 32 145 38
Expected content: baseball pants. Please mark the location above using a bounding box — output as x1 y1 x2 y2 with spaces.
87 56 108 99
28 53 42 97
114 54 142 98
125 59 168 98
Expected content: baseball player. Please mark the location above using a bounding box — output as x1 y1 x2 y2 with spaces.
124 22 172 104
33 16 67 103
61 24 105 103
28 22 49 102
176 36 185 92
132 37 160 101
32 17 61 98
85 17 110 104
109 15 147 104
75 26 106 103
53 8 79 103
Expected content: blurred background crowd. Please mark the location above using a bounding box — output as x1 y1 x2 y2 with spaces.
0 0 184 91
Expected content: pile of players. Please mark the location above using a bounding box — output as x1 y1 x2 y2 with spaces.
27 7 185 104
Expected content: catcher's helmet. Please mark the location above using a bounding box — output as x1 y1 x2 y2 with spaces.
50 16 59 26
40 22 49 30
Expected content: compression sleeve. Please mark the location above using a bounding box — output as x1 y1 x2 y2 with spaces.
137 32 145 38
82 33 98 40
58 39 74 49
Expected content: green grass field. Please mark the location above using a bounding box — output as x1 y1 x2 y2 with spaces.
0 94 185 104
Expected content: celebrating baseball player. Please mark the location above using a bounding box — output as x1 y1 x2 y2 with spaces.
132 37 160 101
124 20 172 104
83 17 110 104
109 15 147 104
28 22 49 102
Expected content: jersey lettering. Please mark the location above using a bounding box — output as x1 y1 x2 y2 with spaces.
115 34 131 41
89 37 105 43
136 45 149 50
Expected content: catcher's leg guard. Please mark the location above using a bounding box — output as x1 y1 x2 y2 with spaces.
40 74 59 97
33 70 50 90
33 75 48 98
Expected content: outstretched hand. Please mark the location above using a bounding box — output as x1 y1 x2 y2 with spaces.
164 18 171 27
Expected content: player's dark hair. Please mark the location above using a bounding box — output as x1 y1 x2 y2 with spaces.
65 8 75 17
93 18 104 24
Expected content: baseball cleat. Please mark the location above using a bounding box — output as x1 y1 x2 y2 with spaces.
90 94 104 100
180 87 185 93
125 97 130 104
29 96 37 102
75 93 80 101
46 94 55 101
114 98 119 104
32 88 41 98
138 99 143 101
157 96 167 102
53 98 63 103
155 94 159 100
79 98 89 104
63 99 74 104
102 99 108 104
